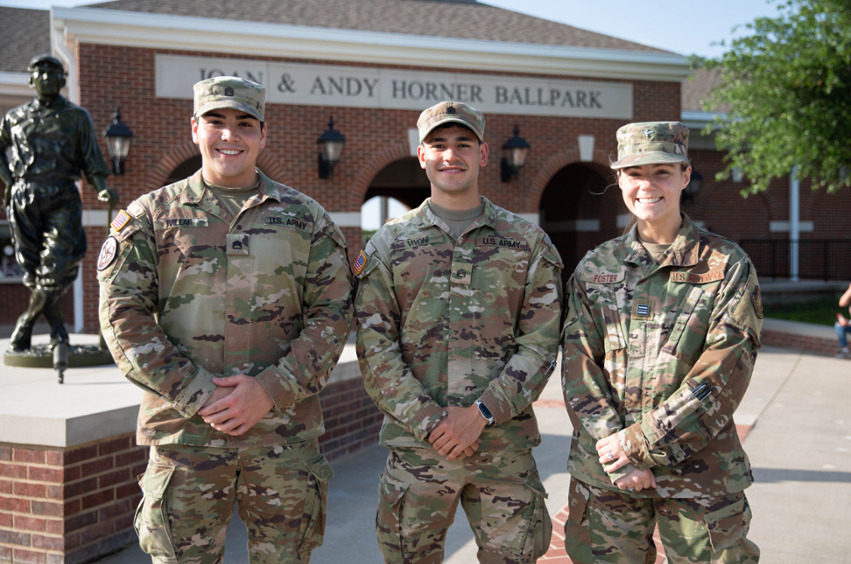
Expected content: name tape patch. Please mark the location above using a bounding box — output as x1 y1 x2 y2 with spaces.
476 237 528 250
392 235 434 250
670 270 724 284
585 272 625 284
264 217 311 230
156 217 209 229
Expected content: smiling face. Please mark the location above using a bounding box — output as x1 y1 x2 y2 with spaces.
417 124 488 208
192 107 266 188
619 162 691 242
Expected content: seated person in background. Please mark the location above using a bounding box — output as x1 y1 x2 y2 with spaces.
836 281 851 359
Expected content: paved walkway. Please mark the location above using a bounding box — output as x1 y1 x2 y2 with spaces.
85 345 850 564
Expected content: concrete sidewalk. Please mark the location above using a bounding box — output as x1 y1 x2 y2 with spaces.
85 345 850 564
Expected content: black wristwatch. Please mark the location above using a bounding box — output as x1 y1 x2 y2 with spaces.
474 400 495 426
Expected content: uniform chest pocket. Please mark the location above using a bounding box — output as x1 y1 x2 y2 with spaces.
661 286 707 360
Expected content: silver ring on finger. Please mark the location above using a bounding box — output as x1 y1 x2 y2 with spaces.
606 452 614 461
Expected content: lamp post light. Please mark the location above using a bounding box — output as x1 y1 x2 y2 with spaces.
317 117 346 179
500 125 530 182
102 107 134 176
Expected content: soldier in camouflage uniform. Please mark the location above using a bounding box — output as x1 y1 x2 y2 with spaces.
355 101 563 563
98 77 353 564
561 122 762 563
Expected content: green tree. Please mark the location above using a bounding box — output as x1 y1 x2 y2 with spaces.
703 0 851 194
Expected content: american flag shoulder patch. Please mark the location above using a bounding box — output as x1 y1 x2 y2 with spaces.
110 209 131 232
353 250 368 275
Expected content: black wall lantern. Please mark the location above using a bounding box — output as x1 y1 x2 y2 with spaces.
500 125 530 182
102 107 134 176
317 117 346 179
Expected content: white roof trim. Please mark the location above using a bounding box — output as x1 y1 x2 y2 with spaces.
51 7 690 82
681 109 727 129
0 72 30 97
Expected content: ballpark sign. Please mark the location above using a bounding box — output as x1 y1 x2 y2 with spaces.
156 54 633 119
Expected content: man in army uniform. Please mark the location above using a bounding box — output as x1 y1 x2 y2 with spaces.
98 77 353 564
355 101 563 563
0 54 118 351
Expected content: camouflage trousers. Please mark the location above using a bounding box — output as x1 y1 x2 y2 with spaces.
376 447 552 564
564 479 759 564
135 441 334 564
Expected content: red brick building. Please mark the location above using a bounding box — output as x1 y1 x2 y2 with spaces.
1 0 694 333
1 0 848 329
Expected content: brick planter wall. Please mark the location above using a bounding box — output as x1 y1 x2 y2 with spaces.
1 367 379 564
761 329 838 357
319 377 383 462
0 434 146 564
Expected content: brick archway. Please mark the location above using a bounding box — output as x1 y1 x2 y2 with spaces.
146 142 291 191
525 148 611 212
348 142 411 209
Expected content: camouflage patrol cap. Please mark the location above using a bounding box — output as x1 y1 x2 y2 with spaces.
28 54 64 73
193 76 265 121
611 121 689 169
417 101 485 143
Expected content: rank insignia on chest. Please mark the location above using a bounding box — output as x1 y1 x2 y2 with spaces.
110 209 131 232
353 250 368 275
632 300 653 320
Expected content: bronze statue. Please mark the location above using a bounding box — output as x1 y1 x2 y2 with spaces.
0 54 118 352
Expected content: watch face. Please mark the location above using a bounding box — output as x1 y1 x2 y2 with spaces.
476 401 494 424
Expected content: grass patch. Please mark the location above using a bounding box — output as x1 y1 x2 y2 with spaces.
763 295 845 326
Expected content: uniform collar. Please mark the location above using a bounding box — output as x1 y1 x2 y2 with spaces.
415 195 497 236
180 169 281 221
618 213 701 268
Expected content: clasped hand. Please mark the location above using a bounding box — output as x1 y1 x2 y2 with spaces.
428 405 485 461
198 375 274 436
595 433 656 492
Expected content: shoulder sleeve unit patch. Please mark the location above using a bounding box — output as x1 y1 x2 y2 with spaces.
97 237 118 271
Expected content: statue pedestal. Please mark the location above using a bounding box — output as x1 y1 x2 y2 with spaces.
3 344 114 368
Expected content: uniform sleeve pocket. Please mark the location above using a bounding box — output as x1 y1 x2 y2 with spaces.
704 496 751 553
134 464 177 563
298 454 335 556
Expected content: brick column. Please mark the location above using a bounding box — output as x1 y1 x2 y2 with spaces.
0 434 146 564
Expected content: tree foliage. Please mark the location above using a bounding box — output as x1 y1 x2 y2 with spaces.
703 0 851 194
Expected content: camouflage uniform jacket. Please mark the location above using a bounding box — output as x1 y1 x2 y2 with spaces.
355 197 563 450
562 214 762 498
98 170 353 447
